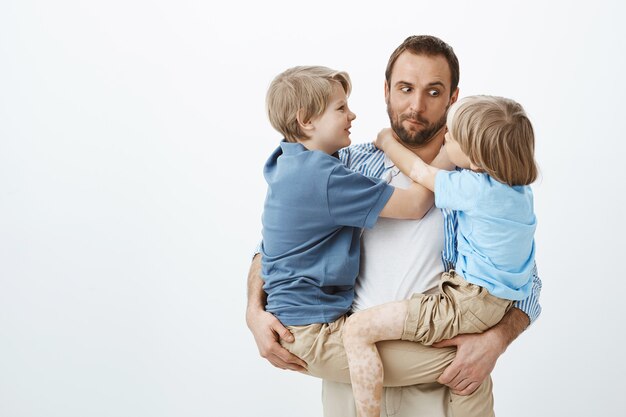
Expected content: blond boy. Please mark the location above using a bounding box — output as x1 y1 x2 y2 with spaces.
343 95 538 417
261 65 440 328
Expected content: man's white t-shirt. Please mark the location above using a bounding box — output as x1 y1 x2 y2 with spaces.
324 156 450 417
352 158 445 312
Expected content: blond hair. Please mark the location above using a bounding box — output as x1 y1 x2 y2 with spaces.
447 95 538 186
266 66 351 142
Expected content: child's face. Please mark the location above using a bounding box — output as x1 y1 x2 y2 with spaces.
444 128 472 169
308 84 356 154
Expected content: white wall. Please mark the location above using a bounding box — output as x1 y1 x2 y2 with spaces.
1 0 625 416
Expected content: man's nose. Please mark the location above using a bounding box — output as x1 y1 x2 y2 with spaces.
409 94 425 113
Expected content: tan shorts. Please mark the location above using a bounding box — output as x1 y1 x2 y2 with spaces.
402 270 513 345
281 314 494 417
281 315 457 386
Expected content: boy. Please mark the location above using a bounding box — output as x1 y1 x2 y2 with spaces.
261 65 445 373
343 95 538 417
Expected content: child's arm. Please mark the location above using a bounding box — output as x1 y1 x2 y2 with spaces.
378 180 433 220
376 128 452 192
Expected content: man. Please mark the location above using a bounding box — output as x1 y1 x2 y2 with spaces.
247 35 541 416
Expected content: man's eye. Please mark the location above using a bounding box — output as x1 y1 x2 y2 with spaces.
429 90 440 97
400 87 412 93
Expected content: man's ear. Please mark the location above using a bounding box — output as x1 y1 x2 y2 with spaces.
384 80 390 105
449 87 459 105
296 109 314 133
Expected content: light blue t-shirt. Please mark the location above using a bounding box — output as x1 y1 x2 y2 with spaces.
261 142 394 325
435 170 536 300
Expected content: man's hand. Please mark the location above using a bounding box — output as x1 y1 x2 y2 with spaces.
433 307 529 395
432 331 504 395
246 254 307 371
246 308 307 371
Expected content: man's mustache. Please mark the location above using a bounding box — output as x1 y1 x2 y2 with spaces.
400 113 429 125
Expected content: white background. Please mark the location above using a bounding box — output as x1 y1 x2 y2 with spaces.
1 0 625 416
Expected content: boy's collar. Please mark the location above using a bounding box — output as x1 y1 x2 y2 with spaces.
279 140 307 155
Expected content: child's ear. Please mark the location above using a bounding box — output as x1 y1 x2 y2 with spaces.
296 109 315 133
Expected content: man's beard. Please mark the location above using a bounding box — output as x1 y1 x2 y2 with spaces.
387 103 448 147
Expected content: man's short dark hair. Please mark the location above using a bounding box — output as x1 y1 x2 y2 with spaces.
385 35 460 97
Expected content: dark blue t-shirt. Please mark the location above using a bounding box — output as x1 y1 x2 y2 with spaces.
261 142 394 325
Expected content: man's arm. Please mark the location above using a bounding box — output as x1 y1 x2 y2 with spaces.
246 254 307 371
433 307 528 395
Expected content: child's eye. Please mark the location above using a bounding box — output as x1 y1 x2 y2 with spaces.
338 106 345 111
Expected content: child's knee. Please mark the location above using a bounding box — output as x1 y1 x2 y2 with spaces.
343 313 367 344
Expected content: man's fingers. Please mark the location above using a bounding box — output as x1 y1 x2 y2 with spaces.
437 363 460 385
267 350 307 372
248 310 307 370
451 381 480 396
444 371 481 396
268 357 292 371
268 354 306 371
451 377 472 391
261 333 307 370
432 335 461 349
274 346 307 369
432 339 454 348
261 313 294 342
274 323 294 343
273 357 306 372
438 364 480 393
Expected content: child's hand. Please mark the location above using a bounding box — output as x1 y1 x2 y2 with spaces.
374 128 396 150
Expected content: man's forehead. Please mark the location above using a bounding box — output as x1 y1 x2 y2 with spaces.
390 52 452 88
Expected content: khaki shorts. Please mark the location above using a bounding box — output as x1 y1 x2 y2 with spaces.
281 315 457 386
281 314 494 417
402 270 513 345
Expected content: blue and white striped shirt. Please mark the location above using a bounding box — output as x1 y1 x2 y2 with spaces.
339 143 542 323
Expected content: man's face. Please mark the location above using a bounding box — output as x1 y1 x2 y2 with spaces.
385 52 458 147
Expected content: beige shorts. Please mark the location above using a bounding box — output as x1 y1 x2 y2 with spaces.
402 270 513 345
281 313 494 417
281 315 457 386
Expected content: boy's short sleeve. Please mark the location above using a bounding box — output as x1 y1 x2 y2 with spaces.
434 170 482 212
326 163 394 229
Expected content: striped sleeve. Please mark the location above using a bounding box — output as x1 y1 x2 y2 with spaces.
513 263 542 324
440 208 457 272
339 143 386 177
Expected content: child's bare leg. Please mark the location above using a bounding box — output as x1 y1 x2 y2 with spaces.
343 300 409 417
